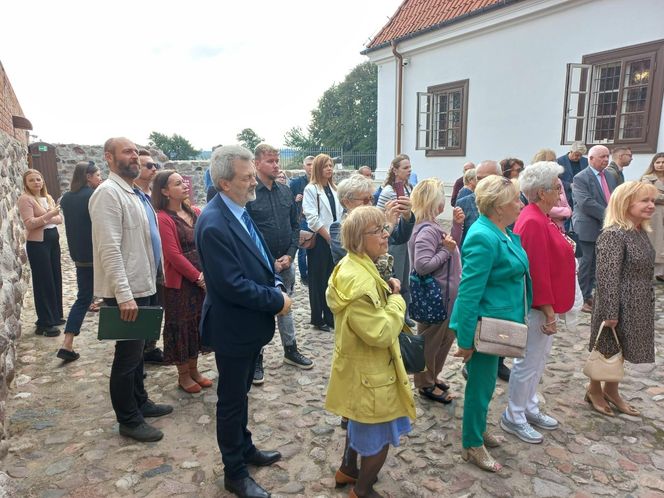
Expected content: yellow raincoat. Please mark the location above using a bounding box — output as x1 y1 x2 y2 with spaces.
325 252 416 423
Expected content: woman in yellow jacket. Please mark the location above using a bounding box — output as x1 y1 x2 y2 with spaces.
326 206 416 498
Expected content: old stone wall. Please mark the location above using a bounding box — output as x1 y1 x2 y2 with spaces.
0 130 29 461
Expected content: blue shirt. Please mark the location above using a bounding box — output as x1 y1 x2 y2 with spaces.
134 188 161 271
204 168 213 191
456 193 480 247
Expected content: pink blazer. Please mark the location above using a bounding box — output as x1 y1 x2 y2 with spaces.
157 208 202 289
18 194 63 242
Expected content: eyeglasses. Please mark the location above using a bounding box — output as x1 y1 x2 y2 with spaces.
145 162 161 170
545 184 562 192
351 196 374 205
364 224 391 236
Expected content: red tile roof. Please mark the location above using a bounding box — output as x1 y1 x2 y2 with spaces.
364 0 520 52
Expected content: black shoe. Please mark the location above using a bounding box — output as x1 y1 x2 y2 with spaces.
56 348 80 362
119 422 163 442
35 326 61 337
253 354 264 385
313 324 331 332
143 348 165 364
284 343 314 369
419 386 453 404
300 277 308 286
461 365 468 380
224 476 270 498
498 359 511 382
57 318 66 325
141 400 173 418
246 449 281 467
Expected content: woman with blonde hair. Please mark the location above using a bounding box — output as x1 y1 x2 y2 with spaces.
408 179 464 403
326 206 415 498
451 175 531 472
377 154 415 326
303 153 341 331
585 181 657 417
18 169 64 337
640 152 664 280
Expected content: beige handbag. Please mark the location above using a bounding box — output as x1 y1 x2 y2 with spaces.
583 321 624 382
473 278 528 358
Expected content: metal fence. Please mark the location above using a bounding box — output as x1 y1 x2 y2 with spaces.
279 148 377 171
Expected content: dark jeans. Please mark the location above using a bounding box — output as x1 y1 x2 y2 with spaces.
105 295 153 426
307 234 334 327
577 240 597 302
26 227 63 327
64 265 94 336
214 350 261 480
297 218 309 280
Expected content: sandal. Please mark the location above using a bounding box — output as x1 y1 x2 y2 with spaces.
461 445 502 472
435 382 450 392
419 386 453 404
584 391 614 417
483 432 501 448
603 392 640 416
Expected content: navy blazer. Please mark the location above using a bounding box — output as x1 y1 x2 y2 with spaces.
557 154 588 209
195 193 285 356
571 166 617 242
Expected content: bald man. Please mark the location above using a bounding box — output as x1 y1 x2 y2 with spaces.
572 145 616 313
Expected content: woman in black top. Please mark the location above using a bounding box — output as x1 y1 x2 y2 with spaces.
58 161 102 361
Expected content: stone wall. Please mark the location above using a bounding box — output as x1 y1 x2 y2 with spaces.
0 130 29 461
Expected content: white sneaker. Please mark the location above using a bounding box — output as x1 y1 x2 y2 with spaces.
526 412 559 430
500 413 543 444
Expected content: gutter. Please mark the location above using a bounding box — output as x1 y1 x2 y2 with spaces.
361 0 524 55
391 41 404 156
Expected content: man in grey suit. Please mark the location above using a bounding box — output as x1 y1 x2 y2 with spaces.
572 145 616 313
606 146 632 186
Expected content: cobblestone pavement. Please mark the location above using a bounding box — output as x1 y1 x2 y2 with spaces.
4 230 664 498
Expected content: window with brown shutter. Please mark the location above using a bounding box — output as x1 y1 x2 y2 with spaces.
561 39 664 153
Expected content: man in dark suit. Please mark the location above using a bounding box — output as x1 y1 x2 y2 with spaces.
557 141 589 210
196 145 292 498
572 145 615 314
288 155 314 285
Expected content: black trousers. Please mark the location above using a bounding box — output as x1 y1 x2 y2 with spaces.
26 227 63 327
306 234 334 327
105 295 153 426
214 350 261 480
578 240 597 302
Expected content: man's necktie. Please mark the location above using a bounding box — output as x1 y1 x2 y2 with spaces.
241 211 271 267
599 170 611 202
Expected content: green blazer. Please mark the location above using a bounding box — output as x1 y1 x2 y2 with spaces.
450 215 533 349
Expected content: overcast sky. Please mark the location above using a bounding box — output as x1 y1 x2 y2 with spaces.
1 0 401 149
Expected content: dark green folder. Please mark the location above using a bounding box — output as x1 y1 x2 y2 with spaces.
97 306 163 341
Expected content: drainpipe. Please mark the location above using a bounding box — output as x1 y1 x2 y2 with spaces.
391 41 404 156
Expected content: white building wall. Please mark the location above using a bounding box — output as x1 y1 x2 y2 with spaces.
370 0 664 184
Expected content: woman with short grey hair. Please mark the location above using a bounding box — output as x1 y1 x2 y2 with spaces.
330 175 415 265
499 161 576 446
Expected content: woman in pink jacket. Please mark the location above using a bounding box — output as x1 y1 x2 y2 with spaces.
408 179 464 403
18 169 63 337
152 170 211 393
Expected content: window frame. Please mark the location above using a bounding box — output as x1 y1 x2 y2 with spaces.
416 79 469 157
561 39 664 153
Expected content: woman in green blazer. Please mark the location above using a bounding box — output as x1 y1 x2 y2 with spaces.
450 175 532 472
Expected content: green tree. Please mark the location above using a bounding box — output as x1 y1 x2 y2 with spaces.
236 128 264 150
148 131 200 160
285 62 377 153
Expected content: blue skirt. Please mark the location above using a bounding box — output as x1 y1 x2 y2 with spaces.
347 416 411 456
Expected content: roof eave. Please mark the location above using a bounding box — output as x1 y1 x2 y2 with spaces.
361 0 524 55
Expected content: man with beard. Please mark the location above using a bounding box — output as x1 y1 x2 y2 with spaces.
196 145 291 498
89 137 172 442
247 144 313 385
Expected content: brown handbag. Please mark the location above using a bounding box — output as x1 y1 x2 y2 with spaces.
473 277 528 358
582 321 624 382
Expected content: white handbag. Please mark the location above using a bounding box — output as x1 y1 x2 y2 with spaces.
582 321 624 382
